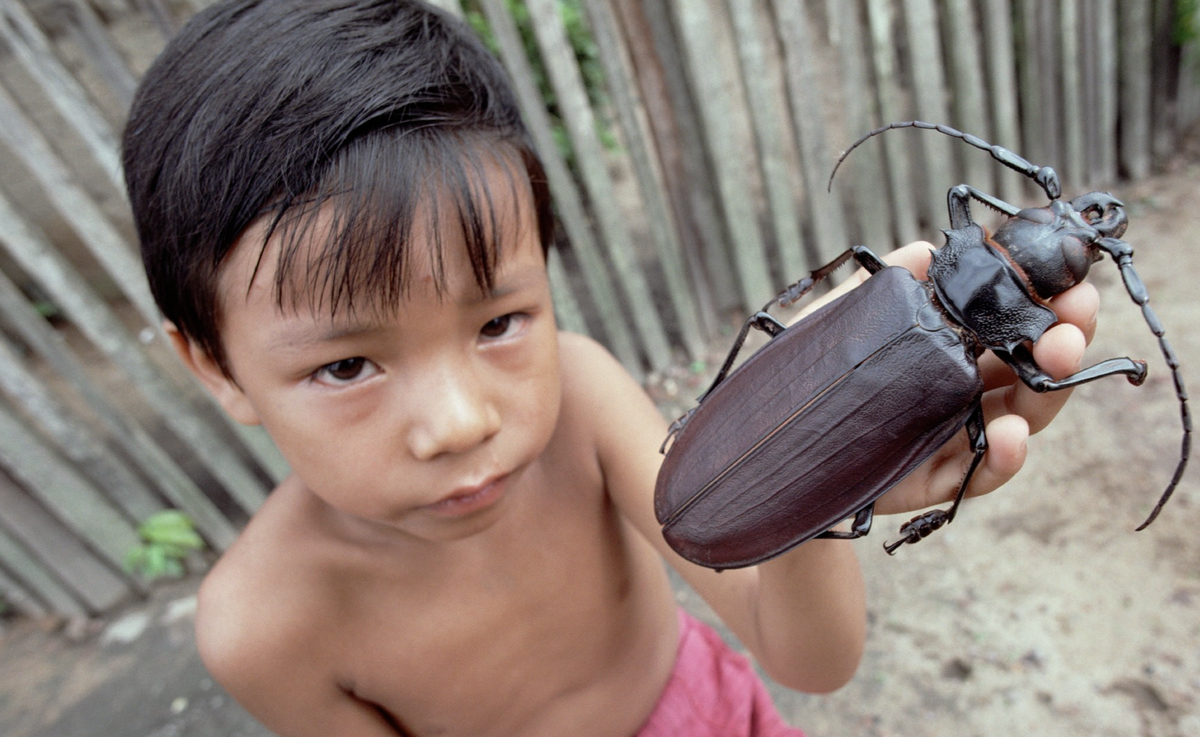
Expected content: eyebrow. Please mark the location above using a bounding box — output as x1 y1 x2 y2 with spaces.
266 262 546 351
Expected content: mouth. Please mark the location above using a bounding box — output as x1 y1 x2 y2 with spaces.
422 474 509 518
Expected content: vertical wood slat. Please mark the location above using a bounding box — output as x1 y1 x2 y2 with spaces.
979 0 1026 203
0 468 134 613
772 0 847 265
1119 0 1153 179
0 191 270 516
524 0 673 370
0 0 124 195
477 0 641 371
59 0 138 112
0 519 86 618
728 0 808 278
0 337 164 524
828 0 892 251
941 0 994 195
1150 0 1178 167
899 0 954 227
584 0 705 361
864 0 920 246
1058 1 1084 191
671 1 774 307
0 400 140 575
0 82 159 328
1034 0 1061 175
0 269 240 550
616 0 731 324
0 562 49 618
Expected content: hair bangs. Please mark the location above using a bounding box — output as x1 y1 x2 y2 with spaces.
258 131 530 320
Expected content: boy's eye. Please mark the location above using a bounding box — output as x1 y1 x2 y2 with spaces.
313 357 378 386
480 313 527 341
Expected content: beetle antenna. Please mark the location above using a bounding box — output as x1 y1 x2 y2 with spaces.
1093 238 1191 530
829 121 1062 200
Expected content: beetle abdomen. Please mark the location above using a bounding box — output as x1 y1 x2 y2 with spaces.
656 267 984 568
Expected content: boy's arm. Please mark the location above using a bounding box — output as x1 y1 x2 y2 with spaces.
579 242 1098 694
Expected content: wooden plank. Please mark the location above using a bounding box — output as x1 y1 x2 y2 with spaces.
1150 0 1177 167
729 0 808 277
0 336 164 523
1035 0 1062 173
0 398 140 575
1119 0 1152 179
0 269 239 551
524 0 673 369
671 0 775 306
477 0 641 372
772 0 847 264
0 563 49 618
0 190 270 516
0 81 159 327
898 0 954 228
0 0 124 196
1059 0 1084 190
1015 0 1044 169
1096 0 1120 183
0 468 133 613
0 522 85 618
584 0 705 360
546 250 587 336
1180 12 1200 134
980 0 1027 203
864 0 920 245
616 0 729 325
828 0 892 251
941 0 994 194
58 0 137 112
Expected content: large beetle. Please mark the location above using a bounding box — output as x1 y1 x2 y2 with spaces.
654 121 1190 570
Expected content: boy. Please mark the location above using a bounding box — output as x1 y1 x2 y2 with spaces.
121 1 1097 735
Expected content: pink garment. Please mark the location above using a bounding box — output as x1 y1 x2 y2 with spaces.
633 609 807 737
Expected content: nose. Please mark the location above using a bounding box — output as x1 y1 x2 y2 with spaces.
405 365 501 461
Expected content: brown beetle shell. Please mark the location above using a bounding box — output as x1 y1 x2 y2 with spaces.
655 267 984 568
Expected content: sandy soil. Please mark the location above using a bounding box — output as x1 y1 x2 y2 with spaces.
0 163 1196 737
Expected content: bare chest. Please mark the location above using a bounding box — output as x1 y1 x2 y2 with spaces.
335 485 678 736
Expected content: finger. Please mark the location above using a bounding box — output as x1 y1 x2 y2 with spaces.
962 413 1029 499
881 241 936 278
874 413 1029 515
981 322 1087 435
976 281 1099 389
1048 281 1100 344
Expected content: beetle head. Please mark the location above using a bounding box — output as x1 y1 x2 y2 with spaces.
989 196 1123 300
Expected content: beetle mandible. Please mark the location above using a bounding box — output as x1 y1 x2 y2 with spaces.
653 120 1190 570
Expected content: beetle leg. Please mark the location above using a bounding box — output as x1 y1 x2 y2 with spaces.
776 246 887 308
816 503 875 540
883 405 987 555
947 184 1020 230
998 344 1147 391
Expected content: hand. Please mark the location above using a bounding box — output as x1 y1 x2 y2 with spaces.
834 242 1099 516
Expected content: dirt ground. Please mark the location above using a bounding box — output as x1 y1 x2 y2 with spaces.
0 162 1196 736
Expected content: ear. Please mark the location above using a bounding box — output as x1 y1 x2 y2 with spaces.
163 321 262 426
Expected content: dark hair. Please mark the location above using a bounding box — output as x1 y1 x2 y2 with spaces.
123 0 552 376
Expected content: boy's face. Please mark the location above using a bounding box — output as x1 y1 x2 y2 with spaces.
184 174 561 543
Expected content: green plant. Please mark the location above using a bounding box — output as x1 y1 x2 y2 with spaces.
124 510 205 580
463 0 615 159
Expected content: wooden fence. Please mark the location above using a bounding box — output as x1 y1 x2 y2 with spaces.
0 0 1197 621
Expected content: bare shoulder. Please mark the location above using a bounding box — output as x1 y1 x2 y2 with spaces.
194 484 343 718
555 331 653 417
